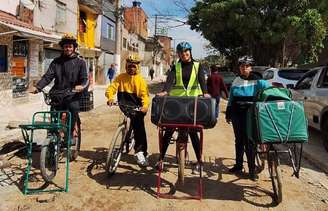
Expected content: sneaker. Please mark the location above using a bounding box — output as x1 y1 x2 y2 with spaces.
135 151 148 167
191 163 201 175
228 165 243 173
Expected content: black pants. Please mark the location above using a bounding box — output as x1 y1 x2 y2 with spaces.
53 100 80 133
231 111 256 173
130 112 148 155
160 129 201 162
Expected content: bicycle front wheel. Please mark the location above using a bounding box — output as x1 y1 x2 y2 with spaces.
106 125 125 177
177 142 186 185
40 138 59 183
268 152 282 204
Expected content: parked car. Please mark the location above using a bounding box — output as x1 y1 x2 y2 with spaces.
218 71 236 90
263 68 309 88
292 66 328 151
252 66 270 75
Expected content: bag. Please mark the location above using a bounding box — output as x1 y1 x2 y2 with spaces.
247 100 308 144
49 89 75 105
151 96 217 129
256 87 292 102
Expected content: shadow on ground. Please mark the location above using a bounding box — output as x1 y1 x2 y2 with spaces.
79 148 278 207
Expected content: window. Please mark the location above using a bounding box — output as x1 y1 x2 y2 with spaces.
56 1 66 25
106 23 115 40
79 11 87 33
0 45 8 73
295 70 317 90
263 70 274 80
278 69 309 80
319 68 328 88
123 38 127 49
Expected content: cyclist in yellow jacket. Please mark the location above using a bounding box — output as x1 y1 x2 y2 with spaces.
106 54 150 166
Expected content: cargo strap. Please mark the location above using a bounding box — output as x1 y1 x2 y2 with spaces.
264 102 295 143
193 96 198 126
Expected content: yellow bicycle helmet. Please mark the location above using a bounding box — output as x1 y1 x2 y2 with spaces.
59 33 78 47
126 54 141 64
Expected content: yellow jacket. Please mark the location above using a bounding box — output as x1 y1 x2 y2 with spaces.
105 73 150 109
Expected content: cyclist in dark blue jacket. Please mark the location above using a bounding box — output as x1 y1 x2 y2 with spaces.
226 56 271 180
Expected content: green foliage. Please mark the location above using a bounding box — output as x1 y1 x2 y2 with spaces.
188 0 328 65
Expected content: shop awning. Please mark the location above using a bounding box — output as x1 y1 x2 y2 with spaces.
0 20 61 43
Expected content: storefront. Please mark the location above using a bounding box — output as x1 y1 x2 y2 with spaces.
0 19 60 100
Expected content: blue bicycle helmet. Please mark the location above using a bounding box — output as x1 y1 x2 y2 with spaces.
176 41 192 52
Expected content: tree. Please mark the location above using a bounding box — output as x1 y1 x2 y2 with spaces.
188 0 327 66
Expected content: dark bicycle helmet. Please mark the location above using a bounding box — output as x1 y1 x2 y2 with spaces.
59 33 78 48
176 41 192 52
238 56 254 65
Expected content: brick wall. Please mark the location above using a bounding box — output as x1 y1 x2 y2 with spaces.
157 36 172 67
124 7 148 40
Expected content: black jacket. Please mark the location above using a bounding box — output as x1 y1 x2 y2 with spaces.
36 54 88 99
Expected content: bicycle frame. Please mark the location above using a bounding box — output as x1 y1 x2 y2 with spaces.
20 111 72 194
157 123 204 200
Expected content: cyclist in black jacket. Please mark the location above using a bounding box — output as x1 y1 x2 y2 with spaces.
30 33 88 136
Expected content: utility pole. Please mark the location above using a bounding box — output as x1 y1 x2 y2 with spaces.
114 0 122 73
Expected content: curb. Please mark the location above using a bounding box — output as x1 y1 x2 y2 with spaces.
300 145 328 174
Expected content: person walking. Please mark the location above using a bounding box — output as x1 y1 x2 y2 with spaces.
207 65 229 118
107 64 116 84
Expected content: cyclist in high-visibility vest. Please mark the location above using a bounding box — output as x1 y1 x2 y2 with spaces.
156 41 210 169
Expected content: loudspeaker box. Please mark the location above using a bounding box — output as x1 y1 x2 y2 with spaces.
151 96 217 129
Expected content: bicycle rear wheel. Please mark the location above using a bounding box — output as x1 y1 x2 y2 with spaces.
40 135 60 183
268 152 282 204
106 125 125 177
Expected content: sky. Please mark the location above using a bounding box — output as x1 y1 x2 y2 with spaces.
122 0 209 59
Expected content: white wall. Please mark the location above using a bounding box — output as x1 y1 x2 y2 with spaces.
0 0 20 15
33 0 78 36
94 15 102 48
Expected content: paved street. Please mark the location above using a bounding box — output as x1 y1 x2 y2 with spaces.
0 81 327 211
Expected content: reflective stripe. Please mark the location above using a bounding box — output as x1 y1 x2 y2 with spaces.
169 62 203 96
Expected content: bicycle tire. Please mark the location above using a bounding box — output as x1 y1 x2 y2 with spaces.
268 152 282 204
289 143 302 178
69 118 81 161
177 142 185 185
255 152 265 173
106 125 125 177
40 136 59 183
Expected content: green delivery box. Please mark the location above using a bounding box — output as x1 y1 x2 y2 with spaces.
247 101 308 144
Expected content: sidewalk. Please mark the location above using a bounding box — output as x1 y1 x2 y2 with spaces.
0 86 107 144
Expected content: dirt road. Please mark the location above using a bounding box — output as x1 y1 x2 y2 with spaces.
0 89 327 210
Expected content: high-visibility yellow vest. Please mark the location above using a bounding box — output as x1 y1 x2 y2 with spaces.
169 62 203 96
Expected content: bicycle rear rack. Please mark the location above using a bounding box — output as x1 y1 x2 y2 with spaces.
157 123 204 200
19 111 72 195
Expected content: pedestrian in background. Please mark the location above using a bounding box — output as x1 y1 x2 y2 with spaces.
149 68 155 80
207 65 229 118
107 63 116 84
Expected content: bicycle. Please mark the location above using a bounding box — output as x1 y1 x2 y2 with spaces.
247 98 307 204
157 123 204 200
19 88 82 194
39 89 82 182
105 103 137 177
